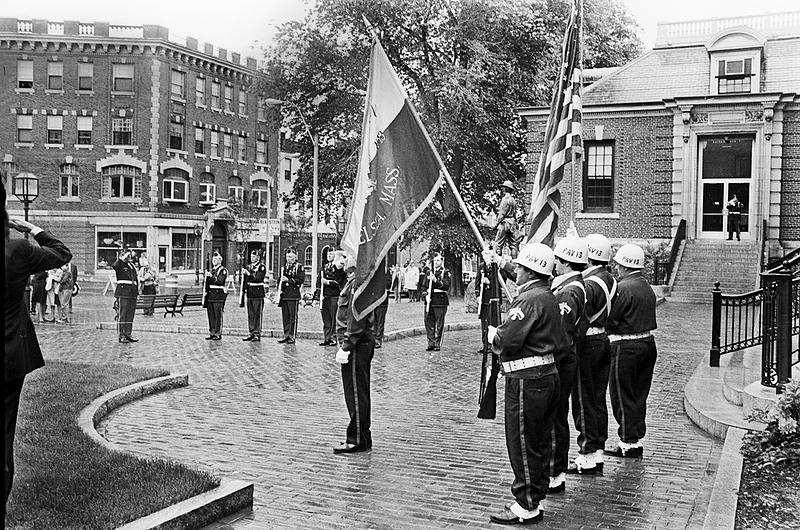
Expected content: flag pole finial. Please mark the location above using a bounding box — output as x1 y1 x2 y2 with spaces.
361 15 379 40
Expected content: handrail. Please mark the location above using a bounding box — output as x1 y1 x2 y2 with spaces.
760 219 768 271
765 249 800 274
666 219 686 284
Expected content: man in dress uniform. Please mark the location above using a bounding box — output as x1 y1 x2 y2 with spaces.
421 252 451 351
112 247 139 343
372 266 392 349
567 233 617 474
548 236 588 495
493 180 518 256
318 248 347 346
333 250 375 454
204 251 228 341
475 253 503 355
604 244 658 458
486 243 565 525
277 248 305 344
726 193 743 241
242 249 267 342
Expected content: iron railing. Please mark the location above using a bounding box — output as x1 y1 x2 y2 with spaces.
710 283 764 366
652 219 686 285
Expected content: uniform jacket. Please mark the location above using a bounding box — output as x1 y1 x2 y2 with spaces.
726 199 743 216
205 265 229 302
475 261 503 306
607 272 657 335
491 278 567 377
582 265 617 328
5 231 72 381
421 266 451 307
112 258 139 298
336 275 375 351
244 262 267 299
320 262 347 298
496 194 518 230
279 261 305 302
551 271 587 360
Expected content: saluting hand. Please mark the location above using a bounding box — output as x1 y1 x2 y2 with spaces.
9 218 40 233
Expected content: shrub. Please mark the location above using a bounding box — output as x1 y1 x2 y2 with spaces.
742 379 800 465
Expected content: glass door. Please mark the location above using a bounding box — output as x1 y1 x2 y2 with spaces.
698 136 752 240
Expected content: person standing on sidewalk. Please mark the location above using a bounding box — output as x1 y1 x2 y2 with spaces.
318 248 346 346
57 263 74 324
404 261 420 302
138 256 158 316
112 248 139 343
204 252 228 341
242 249 267 342
333 250 375 454
5 205 72 506
567 233 617 475
604 244 658 459
486 242 565 526
421 252 451 352
277 248 305 344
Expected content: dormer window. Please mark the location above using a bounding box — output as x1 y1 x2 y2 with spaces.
706 28 764 97
717 58 753 94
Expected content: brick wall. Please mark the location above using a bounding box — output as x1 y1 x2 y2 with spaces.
781 109 800 242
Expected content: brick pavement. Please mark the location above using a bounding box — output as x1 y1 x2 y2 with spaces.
40 301 721 529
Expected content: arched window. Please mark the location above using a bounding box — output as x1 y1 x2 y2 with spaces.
101 165 141 200
251 179 268 208
162 168 189 203
304 246 313 268
199 172 215 205
228 176 243 202
59 163 79 198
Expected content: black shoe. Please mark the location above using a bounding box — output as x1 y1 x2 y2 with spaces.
489 507 543 525
243 335 254 341
205 336 215 340
119 337 131 343
726 238 732 240
251 336 261 342
212 335 222 341
277 338 289 343
286 339 295 344
433 346 441 351
126 337 139 343
319 340 335 346
332 442 369 454
604 446 643 458
425 346 434 351
375 342 382 349
547 482 565 494
565 463 600 475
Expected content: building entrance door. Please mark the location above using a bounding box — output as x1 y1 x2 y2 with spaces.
697 136 752 239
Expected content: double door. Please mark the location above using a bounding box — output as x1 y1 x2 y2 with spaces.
698 136 752 240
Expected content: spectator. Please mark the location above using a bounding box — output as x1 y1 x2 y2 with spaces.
45 267 64 322
31 271 48 323
58 263 74 324
138 255 158 316
391 264 404 303
404 261 420 302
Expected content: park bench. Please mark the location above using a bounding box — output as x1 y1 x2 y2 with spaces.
135 294 180 317
169 292 205 317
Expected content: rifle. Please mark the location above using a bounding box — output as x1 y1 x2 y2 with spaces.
425 261 434 313
275 264 285 306
201 253 210 308
478 261 502 419
239 265 246 307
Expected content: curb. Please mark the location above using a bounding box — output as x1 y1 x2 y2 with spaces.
702 427 745 530
77 375 254 529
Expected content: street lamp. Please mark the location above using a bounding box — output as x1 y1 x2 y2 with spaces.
193 223 203 285
263 97 320 293
13 172 39 315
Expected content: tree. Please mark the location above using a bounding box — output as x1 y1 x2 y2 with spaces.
227 196 271 279
260 0 643 295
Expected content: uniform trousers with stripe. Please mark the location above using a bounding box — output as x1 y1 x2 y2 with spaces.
373 304 388 344
247 298 264 337
424 306 447 348
206 301 225 337
280 300 299 340
505 372 559 511
116 295 137 339
609 337 657 444
321 296 338 342
572 334 611 454
550 353 576 477
341 340 374 448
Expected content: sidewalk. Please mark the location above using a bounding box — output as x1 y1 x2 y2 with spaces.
39 300 726 528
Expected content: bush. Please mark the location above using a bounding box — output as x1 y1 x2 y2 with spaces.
742 379 800 465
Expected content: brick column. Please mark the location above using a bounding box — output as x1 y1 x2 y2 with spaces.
147 57 161 211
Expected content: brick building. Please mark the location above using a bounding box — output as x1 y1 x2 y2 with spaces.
1 18 281 283
519 12 800 263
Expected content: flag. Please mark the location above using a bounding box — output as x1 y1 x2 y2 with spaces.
341 37 445 320
526 0 583 246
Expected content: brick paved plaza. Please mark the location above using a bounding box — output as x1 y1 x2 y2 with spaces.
39 298 721 529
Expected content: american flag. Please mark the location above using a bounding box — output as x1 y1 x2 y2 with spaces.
526 0 583 246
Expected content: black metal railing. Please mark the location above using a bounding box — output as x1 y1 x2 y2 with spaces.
652 219 686 285
764 246 800 273
710 282 764 366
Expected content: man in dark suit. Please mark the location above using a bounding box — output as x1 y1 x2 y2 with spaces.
5 207 71 507
421 252 452 351
205 251 229 340
112 248 139 343
277 248 305 344
242 249 267 342
318 248 347 346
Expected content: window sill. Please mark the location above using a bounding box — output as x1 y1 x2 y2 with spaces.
45 89 64 95
254 163 270 171
575 212 620 219
15 88 34 94
210 155 222 161
76 90 95 96
194 153 207 159
45 143 65 149
210 107 223 113
223 157 234 163
162 199 189 205
237 160 248 166
196 103 207 109
99 198 143 204
223 110 235 116
74 144 94 150
104 145 139 152
111 91 135 96
57 197 81 203
14 142 34 148
166 148 189 157
171 96 186 104
200 201 216 207
238 114 248 119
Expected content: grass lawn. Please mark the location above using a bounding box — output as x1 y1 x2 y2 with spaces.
5 361 220 530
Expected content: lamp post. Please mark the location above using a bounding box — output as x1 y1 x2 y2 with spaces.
193 223 203 285
13 172 40 314
263 97 320 293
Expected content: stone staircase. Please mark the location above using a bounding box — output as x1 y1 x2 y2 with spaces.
669 240 761 303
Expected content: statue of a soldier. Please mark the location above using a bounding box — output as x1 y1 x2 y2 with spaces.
493 180 518 257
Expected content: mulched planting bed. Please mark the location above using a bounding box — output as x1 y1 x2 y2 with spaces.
736 456 800 529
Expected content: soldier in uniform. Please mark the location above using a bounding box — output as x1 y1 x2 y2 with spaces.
604 244 658 458
318 248 347 346
372 266 392 349
421 252 451 352
548 236 588 495
277 248 305 344
204 251 228 340
567 233 617 474
494 180 518 256
242 249 267 342
112 247 139 343
486 243 565 525
475 253 503 355
333 250 375 454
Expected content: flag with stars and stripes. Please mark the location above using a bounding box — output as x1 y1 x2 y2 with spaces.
526 0 583 246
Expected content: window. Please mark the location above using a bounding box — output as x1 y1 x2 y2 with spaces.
224 85 234 112
171 69 185 98
284 157 292 180
96 229 147 270
17 115 33 143
717 58 753 94
47 115 63 144
257 102 267 122
112 63 134 92
171 229 200 271
162 168 189 202
256 139 267 164
583 141 614 212
223 133 233 158
101 165 142 200
238 90 247 115
238 136 247 161
59 163 79 198
47 62 63 90
194 126 205 154
228 176 243 202
169 120 183 150
211 80 221 108
78 63 93 91
195 77 206 106
304 246 313 267
199 173 216 205
112 118 133 145
210 131 219 157
251 179 269 208
77 116 93 145
17 59 33 89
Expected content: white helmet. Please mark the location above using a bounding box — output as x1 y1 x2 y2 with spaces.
584 233 612 262
553 236 589 265
613 244 645 269
513 243 555 276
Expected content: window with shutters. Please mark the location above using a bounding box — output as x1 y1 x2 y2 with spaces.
78 62 93 91
47 115 63 145
101 165 142 200
17 115 33 144
77 116 93 145
582 141 614 212
59 163 80 198
47 62 63 91
17 59 33 90
112 63 134 92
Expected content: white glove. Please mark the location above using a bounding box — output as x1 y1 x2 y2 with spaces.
488 325 498 345
481 249 494 266
335 348 350 364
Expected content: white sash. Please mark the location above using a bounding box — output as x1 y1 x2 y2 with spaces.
585 275 617 324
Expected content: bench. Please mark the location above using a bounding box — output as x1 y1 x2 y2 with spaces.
135 294 180 317
169 292 205 317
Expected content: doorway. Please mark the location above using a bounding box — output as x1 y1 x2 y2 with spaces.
697 136 752 239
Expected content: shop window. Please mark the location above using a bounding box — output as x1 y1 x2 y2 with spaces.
96 229 147 270
171 229 201 271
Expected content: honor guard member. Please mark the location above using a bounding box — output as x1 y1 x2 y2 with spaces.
567 233 617 474
475 254 503 354
487 243 566 526
421 252 451 351
204 252 228 340
242 250 267 342
318 248 347 346
494 180 519 256
604 244 658 458
333 250 375 454
548 237 588 494
372 267 392 349
112 247 139 343
278 248 305 344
